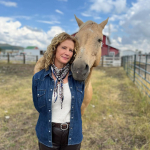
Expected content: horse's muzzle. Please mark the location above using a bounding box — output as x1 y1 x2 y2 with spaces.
71 61 89 81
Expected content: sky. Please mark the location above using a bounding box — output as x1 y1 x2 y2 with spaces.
0 0 150 53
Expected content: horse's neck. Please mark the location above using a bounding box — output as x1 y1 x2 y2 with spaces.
85 67 93 88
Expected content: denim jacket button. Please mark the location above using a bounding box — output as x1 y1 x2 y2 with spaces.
49 120 51 122
50 89 52 91
49 110 51 112
49 99 51 101
49 130 50 132
72 96 74 98
49 141 51 142
69 138 71 140
71 117 73 119
72 106 73 108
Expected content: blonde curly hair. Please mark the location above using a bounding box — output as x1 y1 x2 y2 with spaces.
42 32 79 71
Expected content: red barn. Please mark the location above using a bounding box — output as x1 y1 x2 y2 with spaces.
71 33 120 57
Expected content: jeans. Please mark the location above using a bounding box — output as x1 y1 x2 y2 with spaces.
38 126 81 150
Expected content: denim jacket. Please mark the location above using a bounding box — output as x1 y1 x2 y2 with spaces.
32 66 85 148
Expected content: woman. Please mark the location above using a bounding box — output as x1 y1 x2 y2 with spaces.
32 32 85 150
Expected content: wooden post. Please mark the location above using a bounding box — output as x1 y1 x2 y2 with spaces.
7 53 9 63
102 56 103 67
36 55 38 62
133 55 136 82
121 57 123 67
23 54 25 64
145 55 148 79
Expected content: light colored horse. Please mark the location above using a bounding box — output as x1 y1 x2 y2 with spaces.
34 15 108 115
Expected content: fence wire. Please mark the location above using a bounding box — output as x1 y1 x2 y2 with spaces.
123 55 150 98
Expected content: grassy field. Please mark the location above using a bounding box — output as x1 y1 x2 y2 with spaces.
0 63 150 150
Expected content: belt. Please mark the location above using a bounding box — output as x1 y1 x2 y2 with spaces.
52 122 70 130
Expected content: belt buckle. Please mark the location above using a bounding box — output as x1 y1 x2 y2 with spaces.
60 122 68 130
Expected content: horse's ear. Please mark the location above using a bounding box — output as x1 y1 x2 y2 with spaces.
99 17 109 29
74 15 84 27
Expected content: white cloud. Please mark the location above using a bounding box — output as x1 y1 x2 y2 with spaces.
25 26 43 32
81 13 91 17
0 17 65 49
118 0 150 51
13 16 31 20
99 0 150 53
89 0 127 14
118 37 122 43
94 16 101 20
47 26 65 39
70 19 74 22
0 1 17 7
37 20 60 24
103 24 118 36
55 9 64 15
109 15 123 21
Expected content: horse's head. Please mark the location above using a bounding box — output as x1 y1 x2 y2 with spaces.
71 15 108 81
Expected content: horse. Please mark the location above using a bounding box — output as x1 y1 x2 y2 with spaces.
34 15 108 115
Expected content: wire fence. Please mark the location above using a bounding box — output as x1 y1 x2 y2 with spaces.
122 55 150 97
1 54 122 67
0 54 43 64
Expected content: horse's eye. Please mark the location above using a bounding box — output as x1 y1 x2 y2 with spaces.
98 39 101 43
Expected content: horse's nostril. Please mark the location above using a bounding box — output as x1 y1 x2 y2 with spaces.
82 64 89 76
85 64 89 71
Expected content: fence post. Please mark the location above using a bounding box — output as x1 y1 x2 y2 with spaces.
123 57 125 69
7 53 10 63
23 54 25 64
139 54 141 75
133 54 136 82
121 57 123 67
125 56 127 73
123 57 124 69
127 56 128 75
102 56 103 67
145 55 147 79
36 55 38 62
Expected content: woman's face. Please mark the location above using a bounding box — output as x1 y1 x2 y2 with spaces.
54 39 74 68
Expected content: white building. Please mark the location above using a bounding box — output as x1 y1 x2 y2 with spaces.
120 50 136 57
23 46 46 57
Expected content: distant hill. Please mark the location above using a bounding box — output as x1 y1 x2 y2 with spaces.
0 43 24 50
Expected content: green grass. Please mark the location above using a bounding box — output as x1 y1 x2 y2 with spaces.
0 63 150 150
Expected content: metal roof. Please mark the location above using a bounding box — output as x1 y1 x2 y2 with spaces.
26 46 38 49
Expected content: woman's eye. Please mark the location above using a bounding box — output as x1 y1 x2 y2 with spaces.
70 49 73 52
62 47 66 49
